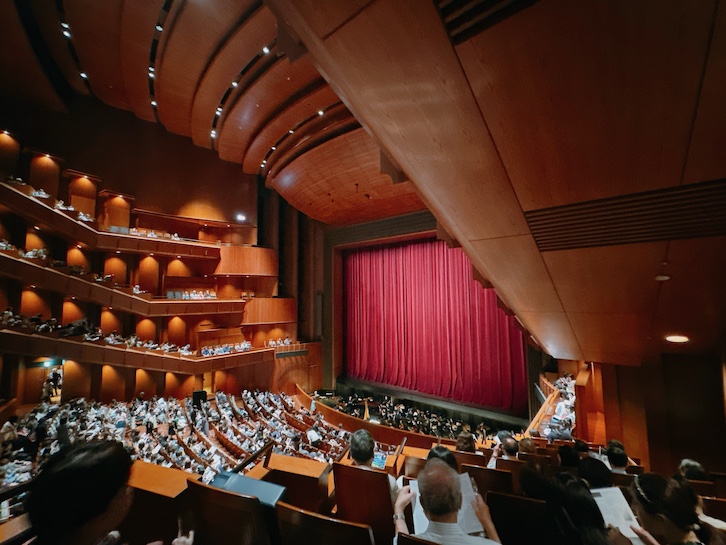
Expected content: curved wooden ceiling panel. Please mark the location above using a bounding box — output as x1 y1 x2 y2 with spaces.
119 0 165 123
269 128 425 225
191 6 277 148
155 0 259 137
0 2 66 112
64 0 130 110
243 85 341 172
455 1 715 211
217 56 322 164
31 0 89 97
265 104 356 177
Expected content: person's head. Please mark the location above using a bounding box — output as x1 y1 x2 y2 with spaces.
558 445 580 468
519 460 549 499
678 458 708 481
455 430 476 453
578 457 613 489
7 415 18 425
631 474 705 541
606 439 625 452
518 437 536 454
502 436 519 456
606 447 628 469
574 439 589 455
549 472 609 545
418 458 461 520
25 440 133 544
427 445 458 471
350 429 375 465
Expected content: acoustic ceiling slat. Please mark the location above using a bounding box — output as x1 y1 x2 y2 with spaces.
526 178 726 250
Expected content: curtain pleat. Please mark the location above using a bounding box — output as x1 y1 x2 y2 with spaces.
344 239 527 414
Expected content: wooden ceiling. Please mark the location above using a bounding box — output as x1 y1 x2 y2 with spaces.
2 0 725 366
0 0 424 226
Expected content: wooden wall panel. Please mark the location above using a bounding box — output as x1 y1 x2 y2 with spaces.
166 316 187 346
68 176 98 216
0 132 20 175
20 288 52 322
29 156 60 199
164 372 195 399
61 360 92 401
135 368 164 398
99 364 129 403
101 309 123 336
104 256 128 284
242 298 296 325
138 256 160 294
216 246 278 276
21 365 46 405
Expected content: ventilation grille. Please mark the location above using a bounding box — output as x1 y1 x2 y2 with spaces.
526 178 726 252
435 0 541 45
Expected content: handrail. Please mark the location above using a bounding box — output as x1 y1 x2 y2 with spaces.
231 439 275 474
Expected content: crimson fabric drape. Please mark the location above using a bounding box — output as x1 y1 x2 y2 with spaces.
344 239 527 414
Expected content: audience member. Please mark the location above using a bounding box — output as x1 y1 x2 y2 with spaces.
630 473 725 545
393 458 501 544
558 444 580 468
487 436 518 469
427 445 458 472
678 458 709 481
350 429 399 503
607 447 629 474
456 430 476 453
578 457 613 489
518 437 536 454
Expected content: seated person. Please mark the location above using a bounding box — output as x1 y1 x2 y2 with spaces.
427 445 458 471
394 458 501 544
678 458 709 481
607 447 629 474
456 430 476 453
487 435 518 468
350 429 399 504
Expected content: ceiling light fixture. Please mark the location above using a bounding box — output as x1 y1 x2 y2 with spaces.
63 30 71 38
654 274 671 281
318 110 324 116
151 100 157 107
80 72 88 79
210 130 217 138
262 46 270 54
289 129 294 134
271 146 276 151
236 213 246 222
665 334 689 343
148 72 155 79
60 22 69 29
156 25 163 32
231 81 238 88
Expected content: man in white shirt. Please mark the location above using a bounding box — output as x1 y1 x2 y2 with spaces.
393 458 501 544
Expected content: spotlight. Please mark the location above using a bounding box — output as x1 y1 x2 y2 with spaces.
156 24 163 32
236 213 246 222
262 46 270 54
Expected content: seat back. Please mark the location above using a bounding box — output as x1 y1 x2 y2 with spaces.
495 458 526 494
276 501 374 545
462 464 514 495
702 496 726 521
404 455 428 478
611 472 635 488
397 533 440 545
333 462 394 545
687 479 718 497
486 491 548 545
518 452 556 466
183 477 272 545
625 465 644 475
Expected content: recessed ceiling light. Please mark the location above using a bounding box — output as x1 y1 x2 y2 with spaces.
149 67 155 72
149 253 154 257
289 129 294 134
148 72 155 79
115 250 120 254
176 256 181 259
262 46 270 54
210 130 217 138
156 25 163 32
271 146 276 151
231 81 238 88
33 225 40 230
654 274 671 281
318 110 324 116
45 154 50 158
151 100 157 107
665 335 689 343
80 72 88 79
60 22 69 29
63 30 71 38
236 213 246 222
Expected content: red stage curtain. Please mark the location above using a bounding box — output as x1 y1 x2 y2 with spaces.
344 239 527 414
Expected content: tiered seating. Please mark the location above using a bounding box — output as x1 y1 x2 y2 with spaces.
276 501 375 545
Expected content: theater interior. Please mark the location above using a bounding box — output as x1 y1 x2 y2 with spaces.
0 1 725 543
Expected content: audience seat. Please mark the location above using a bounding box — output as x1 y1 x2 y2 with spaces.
518 452 556 466
462 464 514 495
451 449 490 469
486 491 549 545
495 458 526 494
333 462 395 545
276 501 374 545
397 533 439 545
611 472 635 488
182 477 273 545
625 465 644 475
404 456 428 478
687 479 718 498
701 496 726 522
